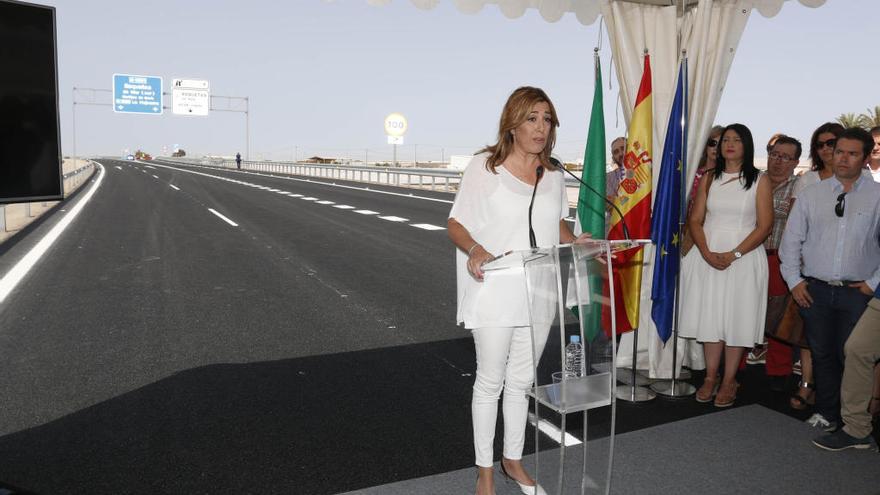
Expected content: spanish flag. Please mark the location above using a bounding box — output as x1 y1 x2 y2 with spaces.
603 54 652 335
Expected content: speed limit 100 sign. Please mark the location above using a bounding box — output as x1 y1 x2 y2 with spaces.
384 113 408 137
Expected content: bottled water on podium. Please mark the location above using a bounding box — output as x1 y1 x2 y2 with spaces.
564 335 584 378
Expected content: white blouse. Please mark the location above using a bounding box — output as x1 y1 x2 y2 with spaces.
449 153 568 329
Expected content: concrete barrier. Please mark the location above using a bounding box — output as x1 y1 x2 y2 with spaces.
0 158 95 245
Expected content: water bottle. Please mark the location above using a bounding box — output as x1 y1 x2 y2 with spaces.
564 335 584 378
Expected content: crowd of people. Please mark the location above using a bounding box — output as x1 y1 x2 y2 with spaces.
608 122 880 452
448 86 879 495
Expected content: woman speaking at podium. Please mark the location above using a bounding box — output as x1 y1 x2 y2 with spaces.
448 86 585 495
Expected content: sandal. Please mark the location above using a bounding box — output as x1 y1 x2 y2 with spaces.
789 380 815 410
714 381 739 408
696 375 719 403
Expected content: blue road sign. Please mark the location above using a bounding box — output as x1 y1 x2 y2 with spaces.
113 74 163 114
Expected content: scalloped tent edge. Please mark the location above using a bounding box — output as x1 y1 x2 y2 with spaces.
341 0 825 25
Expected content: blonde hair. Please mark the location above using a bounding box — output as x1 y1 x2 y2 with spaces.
478 86 559 174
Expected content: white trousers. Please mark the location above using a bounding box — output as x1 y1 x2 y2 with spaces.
471 324 551 467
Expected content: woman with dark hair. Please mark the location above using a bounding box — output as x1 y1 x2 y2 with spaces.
679 123 773 407
793 122 844 196
689 125 725 206
448 86 587 495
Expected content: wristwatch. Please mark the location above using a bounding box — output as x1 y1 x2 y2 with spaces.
733 251 742 259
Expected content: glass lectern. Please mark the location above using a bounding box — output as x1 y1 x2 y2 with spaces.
483 241 618 495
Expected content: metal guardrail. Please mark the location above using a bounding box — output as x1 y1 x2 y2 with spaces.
161 156 464 192
159 156 581 193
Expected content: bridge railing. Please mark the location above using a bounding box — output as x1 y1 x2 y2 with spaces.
158 157 582 193
161 156 465 193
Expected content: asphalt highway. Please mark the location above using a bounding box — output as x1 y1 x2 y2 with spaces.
0 159 801 495
0 159 482 494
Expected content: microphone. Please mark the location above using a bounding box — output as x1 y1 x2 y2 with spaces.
549 157 631 240
528 165 544 249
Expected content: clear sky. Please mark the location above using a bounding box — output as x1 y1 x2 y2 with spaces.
38 0 879 162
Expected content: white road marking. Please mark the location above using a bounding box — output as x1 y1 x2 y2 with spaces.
208 208 239 227
411 223 446 231
0 162 106 304
114 166 122 170
152 175 159 179
148 161 454 204
146 161 455 229
528 413 582 446
144 165 156 169
169 184 180 191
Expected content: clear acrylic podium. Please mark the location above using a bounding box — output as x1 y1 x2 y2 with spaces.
483 241 618 495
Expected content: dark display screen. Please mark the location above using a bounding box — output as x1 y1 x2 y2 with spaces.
0 0 62 204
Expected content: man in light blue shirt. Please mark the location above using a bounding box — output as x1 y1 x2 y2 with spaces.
780 127 880 433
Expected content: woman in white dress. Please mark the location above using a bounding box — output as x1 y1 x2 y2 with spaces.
679 123 773 407
447 87 588 495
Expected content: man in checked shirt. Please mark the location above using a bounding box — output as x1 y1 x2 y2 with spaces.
754 136 802 389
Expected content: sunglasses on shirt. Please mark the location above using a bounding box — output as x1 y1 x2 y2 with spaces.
835 193 846 218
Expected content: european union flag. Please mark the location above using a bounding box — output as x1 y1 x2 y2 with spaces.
650 61 686 343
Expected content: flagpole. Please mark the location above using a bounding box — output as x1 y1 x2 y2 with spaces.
652 51 696 398
616 48 655 404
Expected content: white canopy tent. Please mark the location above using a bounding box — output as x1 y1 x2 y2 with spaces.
339 0 826 376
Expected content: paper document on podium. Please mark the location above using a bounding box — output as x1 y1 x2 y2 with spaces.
481 249 548 272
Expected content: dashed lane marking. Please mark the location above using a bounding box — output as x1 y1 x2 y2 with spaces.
316 200 335 205
378 216 408 222
333 205 355 209
354 210 379 215
411 223 446 231
528 413 582 446
170 184 180 191
207 208 239 227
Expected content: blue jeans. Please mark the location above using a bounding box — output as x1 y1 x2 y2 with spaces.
799 281 871 423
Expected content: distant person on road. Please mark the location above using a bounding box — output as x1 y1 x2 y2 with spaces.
447 86 589 495
235 152 242 170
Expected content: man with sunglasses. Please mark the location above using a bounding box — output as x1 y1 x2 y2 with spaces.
780 127 880 439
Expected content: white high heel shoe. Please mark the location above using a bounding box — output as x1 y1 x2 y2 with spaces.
500 462 548 495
